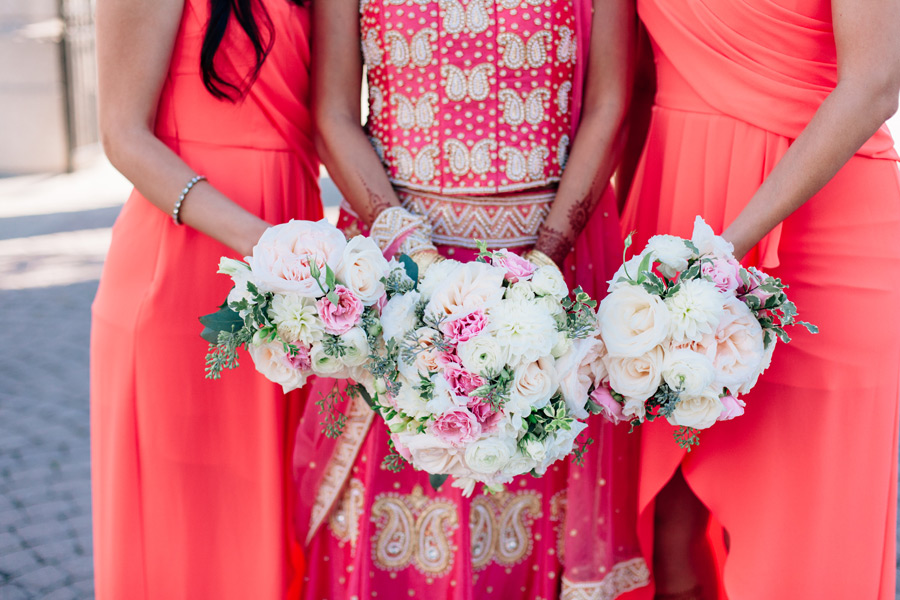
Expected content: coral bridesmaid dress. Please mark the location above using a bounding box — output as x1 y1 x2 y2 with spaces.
90 2 320 598
622 0 900 598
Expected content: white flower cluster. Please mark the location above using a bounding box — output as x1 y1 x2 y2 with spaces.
373 250 592 495
596 217 779 439
210 219 397 392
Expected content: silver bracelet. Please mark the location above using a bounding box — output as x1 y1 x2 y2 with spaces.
172 175 207 225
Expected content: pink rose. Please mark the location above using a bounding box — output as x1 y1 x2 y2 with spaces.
375 292 388 315
430 410 481 446
717 394 746 421
466 398 504 433
737 268 774 304
288 342 312 371
315 285 363 334
702 258 742 294
444 365 485 397
440 310 488 344
491 249 536 283
591 386 627 424
390 433 412 461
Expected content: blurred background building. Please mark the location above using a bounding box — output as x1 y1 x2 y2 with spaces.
0 0 96 175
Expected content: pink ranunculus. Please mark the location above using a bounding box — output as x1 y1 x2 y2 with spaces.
390 433 412 461
702 258 742 294
466 398 504 433
288 342 312 371
491 249 537 283
430 410 482 446
316 285 364 334
440 310 488 344
444 365 485 397
591 386 627 424
717 394 746 421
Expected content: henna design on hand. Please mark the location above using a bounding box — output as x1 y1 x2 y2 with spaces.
535 223 572 268
360 175 394 226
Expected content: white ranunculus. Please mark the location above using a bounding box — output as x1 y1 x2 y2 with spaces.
535 420 587 475
424 261 506 320
662 347 716 396
666 278 726 344
598 285 671 357
419 259 461 297
501 452 536 478
606 346 665 403
608 250 654 292
393 377 433 419
381 291 422 343
534 294 567 325
464 436 517 475
505 281 536 302
247 219 347 296
691 216 734 259
338 327 370 367
336 236 390 306
647 234 694 278
309 341 352 378
556 336 606 418
709 297 766 391
403 433 461 474
668 389 724 430
247 341 307 392
523 438 547 462
507 356 558 416
488 299 558 365
551 331 573 358
530 265 569 299
457 333 509 375
268 294 324 345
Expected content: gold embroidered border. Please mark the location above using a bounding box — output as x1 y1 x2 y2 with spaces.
560 558 651 600
306 393 375 545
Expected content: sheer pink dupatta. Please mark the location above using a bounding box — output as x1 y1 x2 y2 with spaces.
560 1 651 598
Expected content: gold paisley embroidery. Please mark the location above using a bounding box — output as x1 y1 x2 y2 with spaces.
328 478 366 550
466 0 490 33
470 496 497 569
440 0 466 34
467 490 542 571
385 30 410 68
498 32 525 69
411 28 437 67
526 30 551 68
560 559 651 600
550 489 567 563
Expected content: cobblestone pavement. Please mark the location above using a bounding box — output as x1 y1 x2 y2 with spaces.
1 117 900 599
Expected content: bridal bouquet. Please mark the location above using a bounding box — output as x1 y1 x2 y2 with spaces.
201 219 395 394
589 217 816 449
364 245 598 495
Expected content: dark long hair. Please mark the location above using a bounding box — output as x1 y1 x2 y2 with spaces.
200 0 305 101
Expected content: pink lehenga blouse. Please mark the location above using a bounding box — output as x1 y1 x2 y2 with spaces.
293 1 648 598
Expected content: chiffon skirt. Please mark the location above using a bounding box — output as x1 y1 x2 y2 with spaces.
622 96 900 598
90 139 321 600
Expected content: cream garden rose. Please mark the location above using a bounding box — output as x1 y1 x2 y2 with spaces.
424 261 506 320
606 346 665 403
507 356 558 416
709 297 766 390
599 285 670 357
556 337 605 418
247 341 307 392
662 347 716 396
668 389 724 430
336 235 390 305
530 265 568 299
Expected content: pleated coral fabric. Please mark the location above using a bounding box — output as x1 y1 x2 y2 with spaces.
90 2 320 598
621 0 900 597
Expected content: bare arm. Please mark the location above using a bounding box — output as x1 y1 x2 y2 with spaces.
312 0 399 226
534 0 635 266
722 0 900 259
97 0 270 256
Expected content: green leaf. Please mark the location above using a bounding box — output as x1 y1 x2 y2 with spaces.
799 321 819 334
356 384 378 410
429 473 450 491
327 291 340 306
399 254 419 285
199 306 243 334
635 252 655 284
200 326 223 345
325 264 336 290
683 239 699 255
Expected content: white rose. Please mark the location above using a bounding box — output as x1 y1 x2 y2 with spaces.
535 421 587 475
606 346 664 403
309 341 352 378
464 436 517 475
691 216 735 259
336 236 390 306
662 347 715 396
247 341 307 392
457 333 509 375
338 327 370 367
668 389 724 430
665 278 726 344
556 336 606 418
530 265 569 299
404 433 462 474
647 234 694 278
419 259 461 297
507 356 558 416
247 219 347 296
381 291 422 343
708 297 766 391
608 250 654 292
424 261 506 320
268 294 324 345
488 299 558 365
598 285 671 357
505 281 536 302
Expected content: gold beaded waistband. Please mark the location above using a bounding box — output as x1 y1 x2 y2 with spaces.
395 188 554 249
